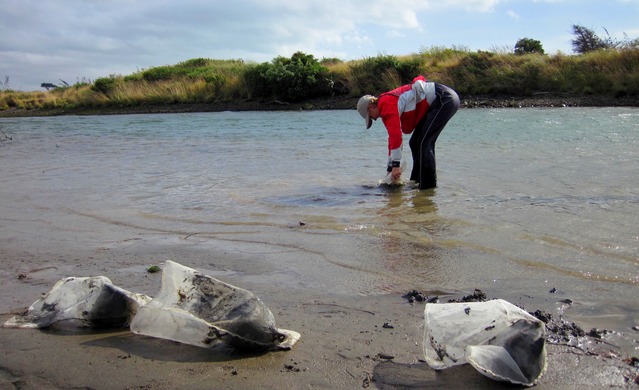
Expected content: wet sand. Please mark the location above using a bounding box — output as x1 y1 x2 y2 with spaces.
1 239 638 390
1 107 638 388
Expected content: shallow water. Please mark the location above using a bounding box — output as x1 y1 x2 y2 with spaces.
1 108 637 340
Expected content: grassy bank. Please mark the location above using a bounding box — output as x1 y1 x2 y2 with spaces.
1 47 638 115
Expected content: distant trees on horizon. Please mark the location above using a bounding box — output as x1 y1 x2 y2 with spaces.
516 24 639 56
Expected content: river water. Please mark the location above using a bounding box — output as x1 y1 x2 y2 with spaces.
0 108 637 340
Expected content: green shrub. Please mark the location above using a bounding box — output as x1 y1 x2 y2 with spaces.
92 76 118 95
179 58 210 68
142 66 186 81
243 51 331 101
350 54 403 93
397 56 423 81
515 38 545 55
320 57 343 66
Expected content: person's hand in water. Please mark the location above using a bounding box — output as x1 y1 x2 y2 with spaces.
391 167 402 182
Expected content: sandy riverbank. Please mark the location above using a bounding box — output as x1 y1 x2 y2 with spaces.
1 241 637 389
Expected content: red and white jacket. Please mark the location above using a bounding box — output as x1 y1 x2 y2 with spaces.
377 76 436 164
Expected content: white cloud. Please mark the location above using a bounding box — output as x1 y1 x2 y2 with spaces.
432 0 505 12
387 30 407 39
1 0 637 91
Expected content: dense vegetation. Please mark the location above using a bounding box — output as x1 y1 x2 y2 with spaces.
1 25 638 112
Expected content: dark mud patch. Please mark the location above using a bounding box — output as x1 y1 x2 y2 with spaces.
402 288 488 304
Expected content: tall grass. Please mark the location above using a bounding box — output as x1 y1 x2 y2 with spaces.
2 48 638 112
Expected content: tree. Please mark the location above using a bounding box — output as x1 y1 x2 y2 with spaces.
571 24 608 54
514 38 545 55
41 83 57 91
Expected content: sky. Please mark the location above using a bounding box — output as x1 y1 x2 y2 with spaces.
1 0 638 91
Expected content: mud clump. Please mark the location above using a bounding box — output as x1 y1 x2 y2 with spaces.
402 289 489 304
447 289 487 303
402 290 438 303
529 309 587 343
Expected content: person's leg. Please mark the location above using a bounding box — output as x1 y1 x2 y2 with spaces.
409 83 460 189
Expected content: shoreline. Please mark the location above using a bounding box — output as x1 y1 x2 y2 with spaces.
2 280 638 389
1 239 638 389
1 94 638 118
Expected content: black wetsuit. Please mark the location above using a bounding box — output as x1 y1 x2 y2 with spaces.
408 83 460 189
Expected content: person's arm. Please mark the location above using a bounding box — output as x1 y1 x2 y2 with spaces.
378 96 403 178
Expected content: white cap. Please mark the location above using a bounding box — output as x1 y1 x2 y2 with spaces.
357 95 374 129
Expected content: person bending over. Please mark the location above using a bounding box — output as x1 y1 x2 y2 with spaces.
357 76 459 189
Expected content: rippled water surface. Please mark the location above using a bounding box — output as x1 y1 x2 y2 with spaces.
1 108 638 334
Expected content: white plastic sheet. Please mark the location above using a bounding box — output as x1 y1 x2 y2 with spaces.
130 260 300 351
3 276 151 329
423 299 546 386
